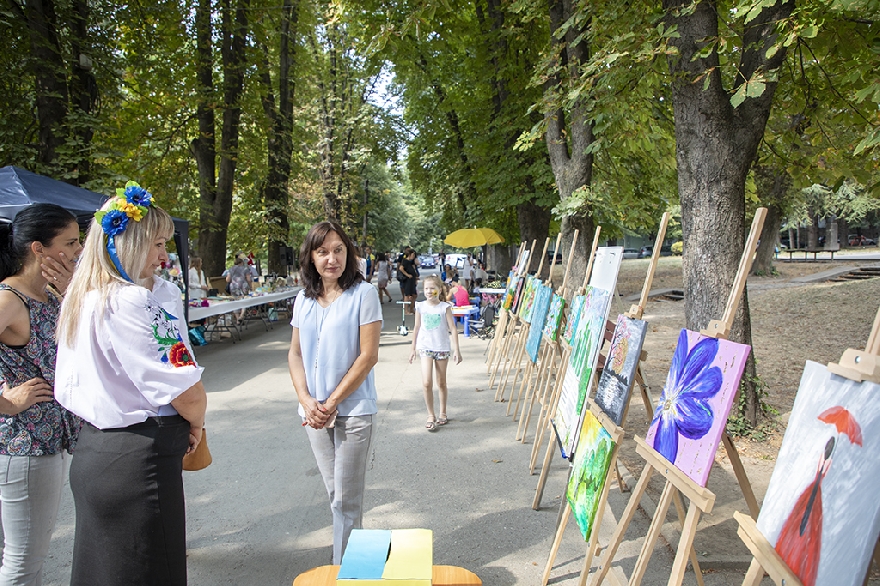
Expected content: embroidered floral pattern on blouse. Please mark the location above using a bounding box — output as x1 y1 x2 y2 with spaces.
169 342 194 367
146 300 193 368
0 284 82 455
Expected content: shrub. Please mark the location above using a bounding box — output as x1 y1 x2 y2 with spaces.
671 241 683 255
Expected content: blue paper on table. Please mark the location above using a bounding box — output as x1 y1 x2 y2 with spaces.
337 529 392 579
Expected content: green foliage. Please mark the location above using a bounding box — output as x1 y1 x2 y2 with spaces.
671 241 683 255
727 371 779 440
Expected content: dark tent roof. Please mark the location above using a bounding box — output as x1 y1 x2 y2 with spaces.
0 166 110 224
0 165 193 319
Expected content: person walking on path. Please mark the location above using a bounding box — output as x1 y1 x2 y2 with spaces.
0 203 82 586
408 276 461 431
398 249 419 314
375 252 392 303
287 221 382 564
56 184 207 586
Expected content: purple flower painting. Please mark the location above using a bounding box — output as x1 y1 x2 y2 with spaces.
645 329 750 487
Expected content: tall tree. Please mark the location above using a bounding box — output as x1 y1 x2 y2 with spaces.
542 0 596 285
663 0 793 423
256 0 301 274
191 0 250 277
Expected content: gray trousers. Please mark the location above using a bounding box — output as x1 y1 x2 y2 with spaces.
0 453 65 586
305 415 374 564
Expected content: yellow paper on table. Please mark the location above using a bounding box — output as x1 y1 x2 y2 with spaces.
382 529 432 583
337 529 432 586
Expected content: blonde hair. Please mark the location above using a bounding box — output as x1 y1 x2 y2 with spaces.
189 256 202 270
57 201 174 348
422 275 447 300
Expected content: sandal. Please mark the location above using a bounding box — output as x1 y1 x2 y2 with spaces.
426 417 437 432
436 415 448 426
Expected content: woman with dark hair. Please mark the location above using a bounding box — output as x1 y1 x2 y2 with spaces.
0 203 82 584
287 221 382 564
398 249 419 314
56 184 206 586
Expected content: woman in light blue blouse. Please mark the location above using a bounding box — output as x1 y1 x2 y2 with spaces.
287 221 382 564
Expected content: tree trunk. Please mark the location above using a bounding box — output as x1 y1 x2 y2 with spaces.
751 165 790 276
213 0 249 276
65 0 96 184
192 0 219 275
542 0 596 289
752 203 782 276
839 217 849 249
23 0 69 169
262 0 299 275
807 213 819 249
663 0 793 427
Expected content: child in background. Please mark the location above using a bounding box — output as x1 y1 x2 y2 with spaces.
409 276 462 431
446 276 470 306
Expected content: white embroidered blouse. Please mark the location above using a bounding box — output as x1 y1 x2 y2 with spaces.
55 276 203 429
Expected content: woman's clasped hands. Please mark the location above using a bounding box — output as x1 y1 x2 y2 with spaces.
302 397 338 429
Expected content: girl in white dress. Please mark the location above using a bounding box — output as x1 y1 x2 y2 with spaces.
375 252 392 303
408 275 461 431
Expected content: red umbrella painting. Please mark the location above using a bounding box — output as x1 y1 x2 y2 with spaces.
775 406 863 586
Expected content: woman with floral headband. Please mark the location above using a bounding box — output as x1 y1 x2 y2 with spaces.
55 183 207 586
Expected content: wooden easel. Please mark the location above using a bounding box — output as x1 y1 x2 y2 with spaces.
489 239 537 395
497 238 551 410
531 229 608 507
516 231 579 442
735 304 880 586
542 401 624 586
486 241 527 370
510 234 564 424
587 208 768 586
527 229 601 471
618 211 671 424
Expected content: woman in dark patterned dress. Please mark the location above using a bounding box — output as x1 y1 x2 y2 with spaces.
0 203 82 585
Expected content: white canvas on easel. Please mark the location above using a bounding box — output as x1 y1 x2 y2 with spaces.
588 247 623 293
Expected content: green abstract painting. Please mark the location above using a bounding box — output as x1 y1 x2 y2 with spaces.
566 410 615 541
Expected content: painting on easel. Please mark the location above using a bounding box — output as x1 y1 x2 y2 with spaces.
644 329 750 487
755 361 880 586
519 276 540 322
562 295 585 344
570 286 611 398
566 409 615 541
542 294 566 342
526 284 554 363
511 276 527 314
502 271 518 310
595 315 648 427
553 286 612 458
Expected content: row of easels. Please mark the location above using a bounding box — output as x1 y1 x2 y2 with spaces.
541 210 768 586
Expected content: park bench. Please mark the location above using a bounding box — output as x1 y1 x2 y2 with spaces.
777 245 839 261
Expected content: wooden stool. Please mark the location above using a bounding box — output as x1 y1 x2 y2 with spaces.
293 565 481 586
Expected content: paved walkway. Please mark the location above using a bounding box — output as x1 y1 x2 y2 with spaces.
40 287 765 585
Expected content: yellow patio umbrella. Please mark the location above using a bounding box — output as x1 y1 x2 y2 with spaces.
444 228 505 248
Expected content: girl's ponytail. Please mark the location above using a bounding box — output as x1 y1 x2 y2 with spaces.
0 222 16 281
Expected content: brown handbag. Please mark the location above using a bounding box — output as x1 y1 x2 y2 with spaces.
183 428 213 471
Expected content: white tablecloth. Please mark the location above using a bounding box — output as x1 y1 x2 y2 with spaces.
189 288 301 321
474 288 506 295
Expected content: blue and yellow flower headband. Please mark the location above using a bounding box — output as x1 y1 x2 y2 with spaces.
94 181 154 282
